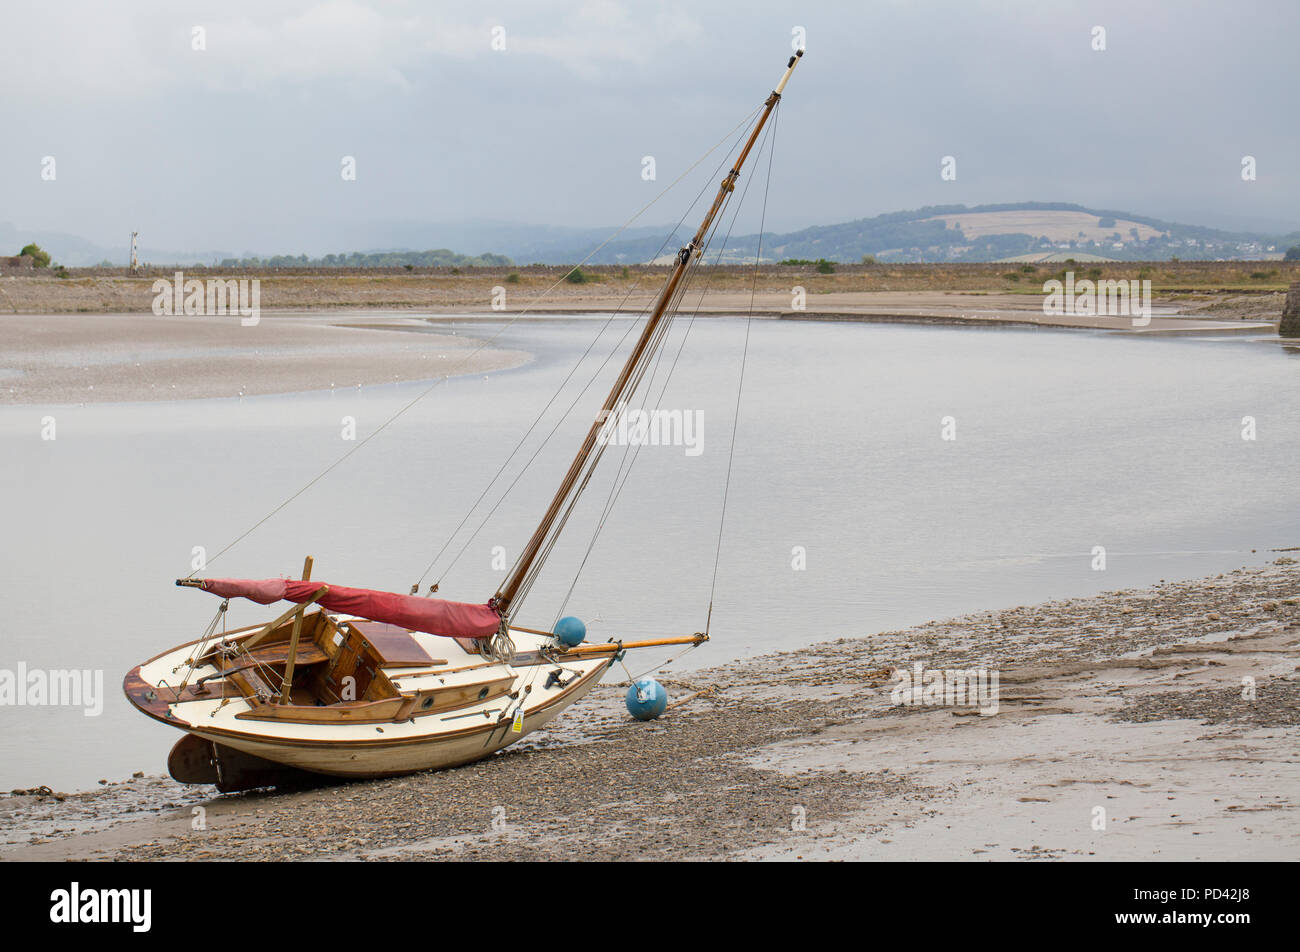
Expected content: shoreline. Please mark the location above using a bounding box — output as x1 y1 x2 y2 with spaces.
0 293 1284 407
3 559 1296 861
0 263 1293 334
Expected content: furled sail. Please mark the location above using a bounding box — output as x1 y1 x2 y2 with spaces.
188 577 501 639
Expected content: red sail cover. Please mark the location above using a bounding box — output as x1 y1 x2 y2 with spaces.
197 578 501 639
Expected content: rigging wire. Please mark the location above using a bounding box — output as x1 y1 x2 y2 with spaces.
416 115 759 590
548 110 780 630
432 260 701 593
621 639 703 686
494 100 783 711
503 248 721 707
507 248 706 617
517 159 745 622
706 103 782 627
520 191 732 619
183 104 765 580
453 135 756 612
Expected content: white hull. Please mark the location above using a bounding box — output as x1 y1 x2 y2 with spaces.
126 620 614 782
186 661 605 777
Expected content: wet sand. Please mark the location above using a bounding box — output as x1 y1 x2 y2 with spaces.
0 313 530 405
521 290 1274 334
0 286 1279 408
4 558 1296 861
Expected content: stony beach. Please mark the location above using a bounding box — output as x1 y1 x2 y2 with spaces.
3 557 1296 862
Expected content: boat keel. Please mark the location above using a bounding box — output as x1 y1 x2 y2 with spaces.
168 733 320 793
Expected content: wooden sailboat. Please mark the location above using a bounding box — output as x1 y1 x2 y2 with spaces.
123 49 803 791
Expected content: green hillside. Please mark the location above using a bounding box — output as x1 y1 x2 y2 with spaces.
561 202 1300 265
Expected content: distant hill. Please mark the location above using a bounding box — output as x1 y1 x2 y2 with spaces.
215 249 512 269
10 203 1300 269
532 202 1300 265
0 222 516 270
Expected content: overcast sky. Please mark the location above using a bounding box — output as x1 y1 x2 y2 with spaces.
3 0 1298 256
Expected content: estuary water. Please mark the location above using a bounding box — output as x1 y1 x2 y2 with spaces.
2 314 1298 790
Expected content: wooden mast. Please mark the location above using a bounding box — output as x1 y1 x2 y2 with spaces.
493 49 803 618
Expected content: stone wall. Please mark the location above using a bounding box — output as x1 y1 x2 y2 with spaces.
1282 282 1300 337
0 254 34 269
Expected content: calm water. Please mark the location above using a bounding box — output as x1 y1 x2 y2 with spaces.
2 315 1298 790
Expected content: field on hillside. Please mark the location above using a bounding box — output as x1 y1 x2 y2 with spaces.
919 210 1166 242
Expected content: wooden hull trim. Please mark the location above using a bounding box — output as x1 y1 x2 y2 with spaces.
185 661 609 777
124 620 617 782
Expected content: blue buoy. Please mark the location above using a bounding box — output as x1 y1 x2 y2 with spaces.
553 616 586 648
625 678 668 720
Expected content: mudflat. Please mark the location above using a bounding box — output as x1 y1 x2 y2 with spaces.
0 312 529 405
0 281 1281 407
3 559 1296 861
